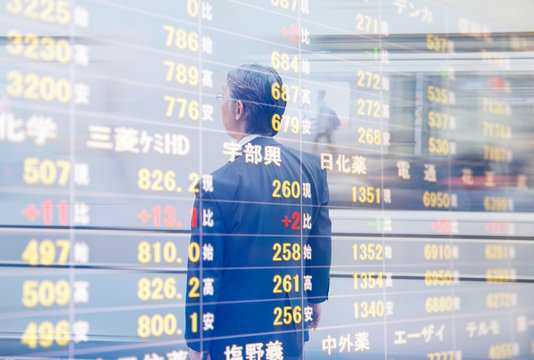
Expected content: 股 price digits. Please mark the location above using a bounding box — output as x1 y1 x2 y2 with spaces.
273 305 301 326
21 320 70 349
270 0 299 12
357 98 381 118
138 277 179 301
352 186 381 204
357 127 389 146
423 192 450 209
138 169 199 194
272 180 300 199
273 274 299 294
22 239 70 266
138 314 180 338
137 241 200 264
7 30 71 63
352 243 383 261
424 244 452 261
425 296 453 313
272 243 301 262
7 71 71 103
353 300 384 319
163 25 198 52
6 0 71 25
353 272 384 290
22 280 70 308
271 114 300 134
426 34 450 53
163 97 199 120
424 270 453 287
163 61 199 86
271 82 299 103
24 158 71 186
271 51 299 73
427 351 457 360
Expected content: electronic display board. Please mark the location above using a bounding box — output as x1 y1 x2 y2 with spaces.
1 0 534 359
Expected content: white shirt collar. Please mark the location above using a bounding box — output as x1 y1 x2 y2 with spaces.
238 134 259 146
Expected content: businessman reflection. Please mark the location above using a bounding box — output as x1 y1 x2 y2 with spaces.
186 64 331 360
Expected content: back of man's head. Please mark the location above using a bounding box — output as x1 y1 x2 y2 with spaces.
227 64 287 136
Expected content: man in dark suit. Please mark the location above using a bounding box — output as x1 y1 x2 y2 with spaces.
186 64 331 360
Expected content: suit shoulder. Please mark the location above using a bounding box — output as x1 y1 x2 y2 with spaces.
200 161 241 199
283 146 322 170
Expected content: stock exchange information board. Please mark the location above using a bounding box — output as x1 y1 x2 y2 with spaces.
1 0 534 359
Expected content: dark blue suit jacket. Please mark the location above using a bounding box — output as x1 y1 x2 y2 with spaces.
185 136 331 359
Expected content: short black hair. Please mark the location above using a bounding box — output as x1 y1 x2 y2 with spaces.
226 64 287 136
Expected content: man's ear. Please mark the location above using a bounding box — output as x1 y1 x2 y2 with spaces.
234 100 244 120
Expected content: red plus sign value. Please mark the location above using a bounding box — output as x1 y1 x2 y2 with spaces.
137 209 151 224
282 215 292 227
280 25 298 43
190 207 198 228
282 213 301 230
22 204 40 222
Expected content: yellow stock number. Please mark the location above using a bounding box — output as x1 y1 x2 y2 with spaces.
137 241 200 264
21 320 70 349
23 158 71 186
357 98 381 118
6 0 70 25
424 270 452 287
486 268 513 283
272 180 300 199
482 121 511 139
186 0 199 18
271 114 300 134
483 145 511 163
353 272 384 290
22 239 70 266
138 169 200 193
273 274 299 294
357 70 383 90
354 300 384 319
427 86 449 104
352 243 383 261
163 97 199 119
163 61 198 86
485 245 510 260
427 34 448 53
488 343 513 360
423 192 450 209
271 0 299 12
424 244 452 261
163 25 198 52
7 71 71 103
271 82 299 103
352 186 381 204
7 30 71 63
271 51 299 73
486 292 513 309
273 242 301 262
273 306 301 326
427 351 457 360
356 14 379 34
429 137 452 155
22 280 71 308
481 97 510 116
484 197 511 212
428 111 451 129
425 296 453 313
138 277 179 302
138 314 180 338
358 127 387 146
